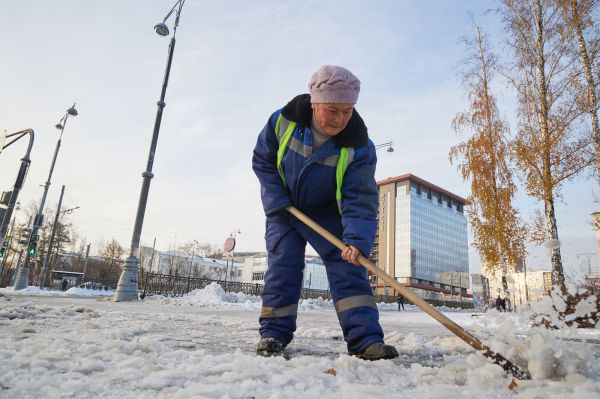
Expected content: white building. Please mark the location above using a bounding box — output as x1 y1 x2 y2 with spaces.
486 269 552 307
139 248 242 282
470 274 490 307
243 253 329 291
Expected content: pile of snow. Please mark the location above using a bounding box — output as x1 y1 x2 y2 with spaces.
0 286 114 297
144 282 262 310
144 285 454 314
299 297 335 311
527 284 599 329
65 286 115 297
469 306 600 380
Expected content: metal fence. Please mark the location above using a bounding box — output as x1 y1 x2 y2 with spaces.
139 271 473 309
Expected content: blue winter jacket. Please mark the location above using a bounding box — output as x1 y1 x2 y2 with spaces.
252 94 378 257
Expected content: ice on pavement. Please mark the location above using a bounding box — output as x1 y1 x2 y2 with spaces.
0 283 599 398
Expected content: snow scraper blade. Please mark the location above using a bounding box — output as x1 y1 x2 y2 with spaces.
286 205 531 380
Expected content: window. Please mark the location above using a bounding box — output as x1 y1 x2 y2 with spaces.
252 272 265 281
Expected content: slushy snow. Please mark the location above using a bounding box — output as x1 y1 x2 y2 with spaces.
0 283 599 398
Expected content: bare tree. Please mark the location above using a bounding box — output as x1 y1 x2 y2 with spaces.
502 0 594 291
101 239 125 267
450 19 527 294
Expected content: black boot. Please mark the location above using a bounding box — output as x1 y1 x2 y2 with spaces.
256 337 286 357
354 342 399 361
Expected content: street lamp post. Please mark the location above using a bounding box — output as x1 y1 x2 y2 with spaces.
225 229 241 282
114 0 186 301
0 129 34 241
375 141 394 152
13 105 77 290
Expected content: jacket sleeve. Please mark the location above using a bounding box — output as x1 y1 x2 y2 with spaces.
340 141 378 257
252 110 292 216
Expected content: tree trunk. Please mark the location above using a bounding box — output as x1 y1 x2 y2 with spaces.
570 0 600 181
535 0 565 286
501 254 509 295
545 196 565 290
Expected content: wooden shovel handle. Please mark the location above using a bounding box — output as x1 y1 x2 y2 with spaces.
286 206 530 380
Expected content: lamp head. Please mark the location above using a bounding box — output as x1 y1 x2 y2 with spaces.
67 105 78 116
55 124 63 130
387 146 394 153
154 22 170 36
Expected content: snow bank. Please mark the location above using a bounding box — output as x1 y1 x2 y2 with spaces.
144 282 262 310
470 306 600 381
0 286 114 297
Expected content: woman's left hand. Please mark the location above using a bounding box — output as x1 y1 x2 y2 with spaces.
341 245 362 266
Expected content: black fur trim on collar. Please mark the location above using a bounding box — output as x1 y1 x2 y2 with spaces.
281 94 369 148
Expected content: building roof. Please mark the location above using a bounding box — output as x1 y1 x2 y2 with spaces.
377 173 467 203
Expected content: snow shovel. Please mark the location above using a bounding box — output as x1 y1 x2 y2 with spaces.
286 205 531 380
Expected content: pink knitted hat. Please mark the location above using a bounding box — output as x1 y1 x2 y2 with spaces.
308 65 361 104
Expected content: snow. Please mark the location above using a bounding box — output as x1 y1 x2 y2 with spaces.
0 283 599 398
0 285 115 297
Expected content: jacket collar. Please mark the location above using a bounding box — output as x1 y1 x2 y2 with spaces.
281 94 369 148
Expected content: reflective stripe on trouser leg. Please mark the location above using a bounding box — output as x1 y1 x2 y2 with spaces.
329 264 384 354
260 220 306 346
260 303 298 318
334 295 377 313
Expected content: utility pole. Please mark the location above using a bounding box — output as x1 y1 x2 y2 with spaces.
40 185 65 289
577 253 595 277
82 243 91 281
148 237 156 273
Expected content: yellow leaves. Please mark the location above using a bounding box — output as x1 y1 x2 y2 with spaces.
452 19 526 275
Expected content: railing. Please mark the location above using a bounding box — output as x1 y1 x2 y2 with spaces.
139 271 263 299
139 271 473 309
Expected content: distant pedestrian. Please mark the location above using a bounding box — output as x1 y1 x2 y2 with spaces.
495 295 503 312
61 279 68 291
396 294 405 311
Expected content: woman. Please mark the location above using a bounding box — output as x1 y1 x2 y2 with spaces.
252 65 398 360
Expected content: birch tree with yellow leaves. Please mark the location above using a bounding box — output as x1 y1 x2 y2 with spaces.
557 0 600 181
502 0 594 292
450 21 526 294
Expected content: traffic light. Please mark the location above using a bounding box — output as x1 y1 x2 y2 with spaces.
0 240 7 258
28 233 40 256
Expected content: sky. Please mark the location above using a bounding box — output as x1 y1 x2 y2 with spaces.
0 0 598 276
